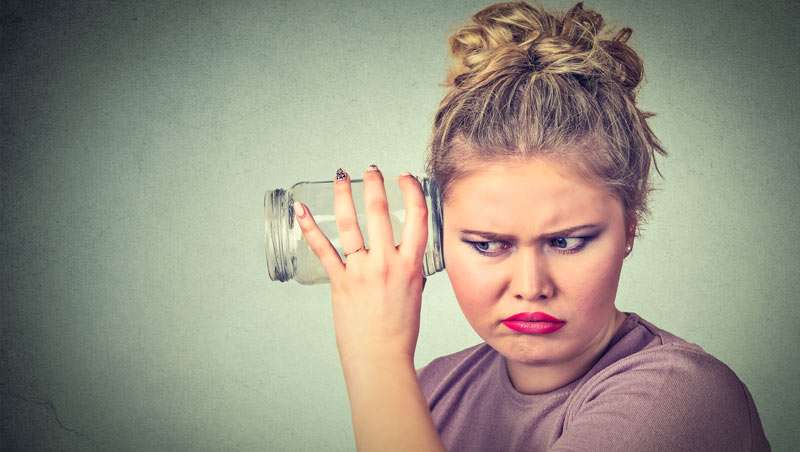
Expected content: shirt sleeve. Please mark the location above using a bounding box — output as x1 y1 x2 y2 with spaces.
548 345 771 452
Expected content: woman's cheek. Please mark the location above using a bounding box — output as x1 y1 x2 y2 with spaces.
445 249 492 319
446 250 479 300
586 250 625 296
567 259 623 318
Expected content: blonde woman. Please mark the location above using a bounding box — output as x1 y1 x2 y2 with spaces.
293 1 770 451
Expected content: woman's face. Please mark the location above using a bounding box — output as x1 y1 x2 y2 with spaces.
442 156 632 380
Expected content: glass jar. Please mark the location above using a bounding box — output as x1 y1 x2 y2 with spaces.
264 173 445 284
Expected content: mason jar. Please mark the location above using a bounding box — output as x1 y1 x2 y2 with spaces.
264 173 445 284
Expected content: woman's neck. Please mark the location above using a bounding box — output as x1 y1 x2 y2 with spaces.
505 310 628 395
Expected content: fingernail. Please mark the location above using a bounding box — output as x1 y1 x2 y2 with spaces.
293 201 305 218
367 164 379 172
335 168 348 182
399 171 411 177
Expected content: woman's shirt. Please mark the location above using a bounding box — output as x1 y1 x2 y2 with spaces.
415 312 770 452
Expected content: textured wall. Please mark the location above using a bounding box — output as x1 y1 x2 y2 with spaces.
2 0 798 450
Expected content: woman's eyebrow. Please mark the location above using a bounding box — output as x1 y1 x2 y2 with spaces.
459 224 601 240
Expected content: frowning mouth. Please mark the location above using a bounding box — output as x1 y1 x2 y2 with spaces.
502 312 565 323
502 312 565 334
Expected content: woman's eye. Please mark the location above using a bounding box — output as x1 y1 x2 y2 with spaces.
549 237 588 254
464 240 507 256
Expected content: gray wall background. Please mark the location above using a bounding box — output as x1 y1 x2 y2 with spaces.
2 0 798 450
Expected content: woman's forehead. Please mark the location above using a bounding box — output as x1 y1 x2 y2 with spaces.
444 160 620 228
447 159 610 205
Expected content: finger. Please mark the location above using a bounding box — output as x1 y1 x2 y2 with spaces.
294 201 346 282
396 173 429 265
333 168 366 260
362 165 395 257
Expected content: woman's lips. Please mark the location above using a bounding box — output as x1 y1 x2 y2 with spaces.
502 312 566 335
503 311 565 322
502 320 565 334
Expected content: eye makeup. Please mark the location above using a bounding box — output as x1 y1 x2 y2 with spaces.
461 234 599 257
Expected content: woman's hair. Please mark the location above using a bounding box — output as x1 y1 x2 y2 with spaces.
425 1 667 237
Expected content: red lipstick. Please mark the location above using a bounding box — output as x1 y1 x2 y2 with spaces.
502 312 565 334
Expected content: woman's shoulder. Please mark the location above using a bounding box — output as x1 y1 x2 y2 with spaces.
581 337 750 403
557 314 772 451
581 312 751 404
555 342 771 451
612 313 742 380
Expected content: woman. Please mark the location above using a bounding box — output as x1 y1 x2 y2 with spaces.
293 1 770 451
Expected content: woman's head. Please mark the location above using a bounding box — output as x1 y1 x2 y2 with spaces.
426 1 667 390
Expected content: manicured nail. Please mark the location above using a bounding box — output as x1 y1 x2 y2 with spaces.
399 171 411 177
293 201 305 218
335 168 348 182
367 164 379 172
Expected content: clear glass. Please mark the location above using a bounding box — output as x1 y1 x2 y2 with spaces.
264 174 445 285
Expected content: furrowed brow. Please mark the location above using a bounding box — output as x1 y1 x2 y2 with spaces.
459 224 600 240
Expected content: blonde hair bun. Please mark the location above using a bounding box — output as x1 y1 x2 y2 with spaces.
447 1 642 94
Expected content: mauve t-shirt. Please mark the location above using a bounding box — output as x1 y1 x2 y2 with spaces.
415 312 770 452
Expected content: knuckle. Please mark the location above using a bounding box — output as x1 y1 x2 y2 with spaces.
336 216 359 231
367 198 388 212
401 258 422 276
369 261 391 281
306 240 322 257
402 208 427 225
349 268 369 284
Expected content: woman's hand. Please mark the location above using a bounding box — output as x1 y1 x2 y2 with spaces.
293 165 429 366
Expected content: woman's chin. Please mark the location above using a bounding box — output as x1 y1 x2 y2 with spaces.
492 337 568 366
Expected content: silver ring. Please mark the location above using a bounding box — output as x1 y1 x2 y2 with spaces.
343 245 365 257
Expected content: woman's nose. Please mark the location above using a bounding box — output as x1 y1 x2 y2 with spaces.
513 247 554 301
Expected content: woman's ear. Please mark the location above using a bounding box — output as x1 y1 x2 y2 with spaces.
625 219 637 257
